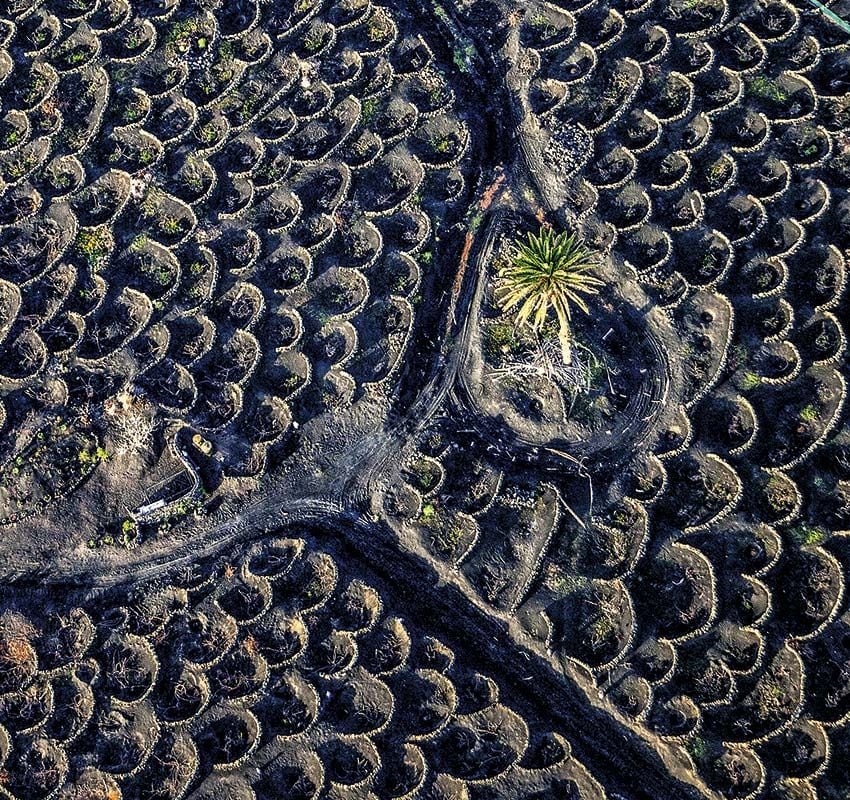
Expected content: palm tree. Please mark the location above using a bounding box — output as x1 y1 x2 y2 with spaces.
496 226 602 362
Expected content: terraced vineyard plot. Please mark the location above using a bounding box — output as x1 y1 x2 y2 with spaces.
2 0 850 798
0 0 476 510
0 529 618 800
395 1 850 797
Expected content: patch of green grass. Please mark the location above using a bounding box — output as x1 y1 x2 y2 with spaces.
160 216 182 236
78 445 108 465
451 43 476 73
483 322 523 362
361 97 379 123
789 524 827 547
366 14 391 43
747 76 789 104
2 129 20 148
130 233 148 252
75 227 111 268
739 371 762 391
432 135 453 154
304 28 324 52
800 403 818 423
699 250 719 277
167 18 198 45
23 74 49 105
197 122 220 143
418 501 465 557
122 99 147 123
407 459 439 493
686 736 708 760
707 158 729 183
140 190 160 219
431 524 465 558
429 84 447 106
138 145 158 166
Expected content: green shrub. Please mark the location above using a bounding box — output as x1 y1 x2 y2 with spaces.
747 76 789 104
789 524 826 547
75 227 111 268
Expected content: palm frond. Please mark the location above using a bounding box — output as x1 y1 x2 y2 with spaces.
495 226 602 362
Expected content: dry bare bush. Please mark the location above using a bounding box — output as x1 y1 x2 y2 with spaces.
104 392 158 457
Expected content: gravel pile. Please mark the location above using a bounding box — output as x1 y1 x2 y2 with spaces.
543 121 593 177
